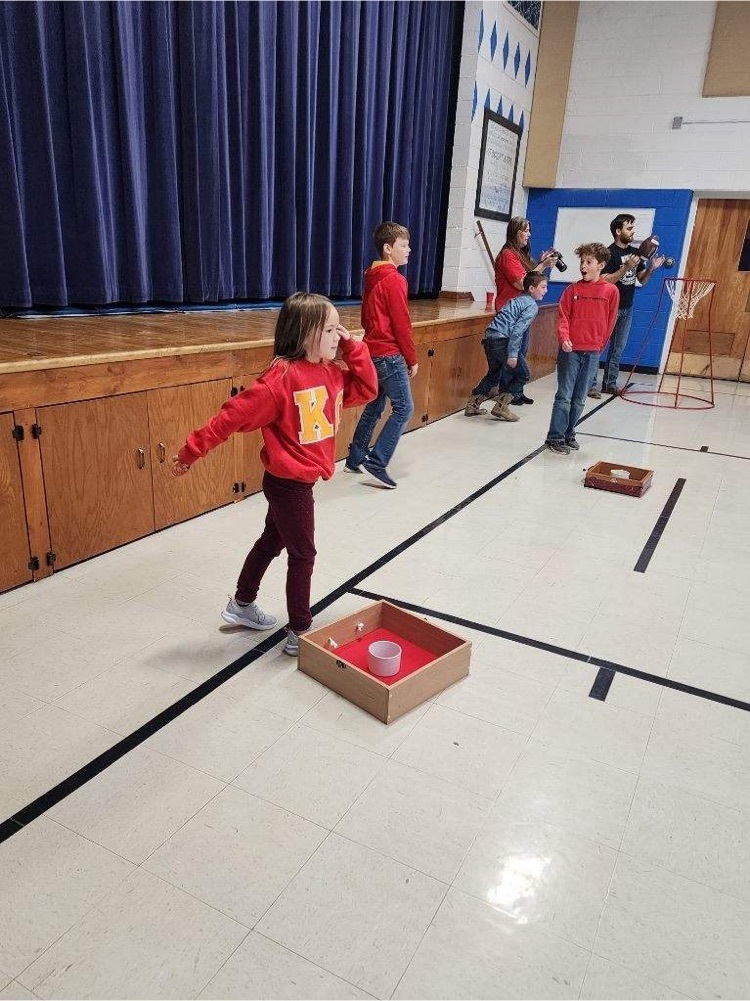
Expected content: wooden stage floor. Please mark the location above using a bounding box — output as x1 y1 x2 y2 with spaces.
0 299 492 375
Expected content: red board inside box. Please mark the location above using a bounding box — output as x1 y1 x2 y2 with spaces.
336 627 435 686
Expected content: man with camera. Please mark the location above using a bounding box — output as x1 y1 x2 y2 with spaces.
589 213 665 397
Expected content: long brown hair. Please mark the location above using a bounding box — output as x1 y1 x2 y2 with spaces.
272 292 332 362
500 216 534 271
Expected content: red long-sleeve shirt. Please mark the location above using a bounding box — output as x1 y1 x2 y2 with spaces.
177 339 377 483
360 262 417 367
557 279 620 351
494 247 527 312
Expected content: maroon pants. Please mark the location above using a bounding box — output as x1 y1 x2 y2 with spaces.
235 472 316 634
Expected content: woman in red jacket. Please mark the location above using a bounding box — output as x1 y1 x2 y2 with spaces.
172 293 377 657
494 216 558 312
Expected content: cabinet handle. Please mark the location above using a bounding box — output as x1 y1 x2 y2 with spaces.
136 447 146 469
158 442 166 463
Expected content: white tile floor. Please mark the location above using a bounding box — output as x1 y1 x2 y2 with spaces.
1 372 750 999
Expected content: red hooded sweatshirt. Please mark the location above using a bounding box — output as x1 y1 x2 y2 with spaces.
177 339 377 483
361 262 417 367
557 279 620 352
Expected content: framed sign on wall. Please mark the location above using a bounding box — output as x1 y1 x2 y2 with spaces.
474 109 522 222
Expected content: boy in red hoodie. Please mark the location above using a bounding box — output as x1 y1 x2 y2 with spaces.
545 243 619 454
345 221 417 489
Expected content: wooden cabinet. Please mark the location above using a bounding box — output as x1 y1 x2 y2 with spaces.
232 375 267 499
0 301 504 594
149 379 235 529
38 394 155 569
407 343 432 430
425 334 486 422
0 413 32 591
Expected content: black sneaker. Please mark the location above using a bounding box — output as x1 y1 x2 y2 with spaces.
510 395 525 406
344 461 363 473
546 440 571 454
520 394 534 405
362 459 397 489
565 438 581 450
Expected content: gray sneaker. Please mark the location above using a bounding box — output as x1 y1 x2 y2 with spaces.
221 597 277 630
283 629 301 657
546 440 571 455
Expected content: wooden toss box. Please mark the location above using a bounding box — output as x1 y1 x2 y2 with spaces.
584 461 654 497
298 600 471 724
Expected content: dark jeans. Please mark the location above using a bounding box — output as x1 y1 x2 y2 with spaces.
348 353 414 469
591 306 634 389
235 471 316 633
547 350 600 443
473 338 530 399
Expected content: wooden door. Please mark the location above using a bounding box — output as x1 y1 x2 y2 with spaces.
679 199 750 381
39 394 154 568
233 375 267 499
0 413 32 591
426 334 486 421
364 342 432 449
149 380 235 529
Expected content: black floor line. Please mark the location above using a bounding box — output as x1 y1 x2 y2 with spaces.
348 586 750 714
579 430 750 462
634 478 686 573
0 393 620 845
589 667 616 701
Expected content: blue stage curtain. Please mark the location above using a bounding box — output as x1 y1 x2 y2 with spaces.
0 1 462 308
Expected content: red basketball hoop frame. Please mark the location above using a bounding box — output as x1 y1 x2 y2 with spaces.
620 277 717 410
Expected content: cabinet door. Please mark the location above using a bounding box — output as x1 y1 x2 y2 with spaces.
0 413 32 591
39 394 154 568
426 335 486 421
407 343 431 430
362 343 432 447
149 380 235 529
233 375 266 499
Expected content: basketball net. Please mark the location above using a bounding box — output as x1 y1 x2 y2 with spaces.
620 277 717 410
664 278 715 320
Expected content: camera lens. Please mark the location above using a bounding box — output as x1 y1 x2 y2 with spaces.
555 255 567 272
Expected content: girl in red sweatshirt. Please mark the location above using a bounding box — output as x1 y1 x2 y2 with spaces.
172 293 378 656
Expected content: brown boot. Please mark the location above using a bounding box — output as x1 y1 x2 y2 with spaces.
464 394 489 416
490 392 520 422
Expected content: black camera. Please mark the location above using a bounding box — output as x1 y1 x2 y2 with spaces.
551 250 567 272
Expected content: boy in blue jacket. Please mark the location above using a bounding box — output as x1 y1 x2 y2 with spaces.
464 272 548 421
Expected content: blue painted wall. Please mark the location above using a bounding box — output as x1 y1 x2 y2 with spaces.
527 188 693 370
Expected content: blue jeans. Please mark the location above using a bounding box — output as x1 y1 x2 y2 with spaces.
591 306 634 389
473 339 530 399
547 350 600 444
348 354 414 469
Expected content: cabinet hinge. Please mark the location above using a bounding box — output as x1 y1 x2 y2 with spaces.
31 423 42 438
421 414 429 423
240 480 246 492
46 551 56 566
230 387 238 397
427 348 435 357
28 555 40 571
232 482 241 493
12 425 24 441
